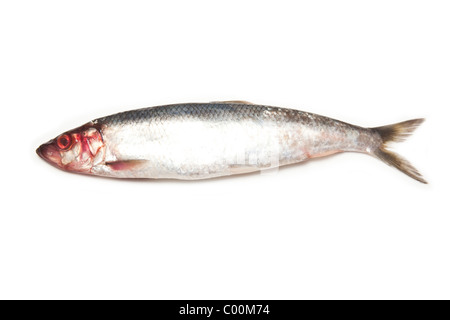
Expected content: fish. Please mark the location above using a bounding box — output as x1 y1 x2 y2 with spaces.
36 101 427 183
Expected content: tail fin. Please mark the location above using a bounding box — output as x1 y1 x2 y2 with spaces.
372 119 427 184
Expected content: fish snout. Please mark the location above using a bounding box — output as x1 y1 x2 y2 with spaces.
36 141 62 168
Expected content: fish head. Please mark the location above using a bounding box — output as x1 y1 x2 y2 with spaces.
36 123 105 174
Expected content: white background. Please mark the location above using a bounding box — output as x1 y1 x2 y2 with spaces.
0 0 448 299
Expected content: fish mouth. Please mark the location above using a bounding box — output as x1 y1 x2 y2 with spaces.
36 142 63 168
36 145 45 159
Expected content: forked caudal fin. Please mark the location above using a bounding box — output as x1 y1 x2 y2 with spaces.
372 119 427 184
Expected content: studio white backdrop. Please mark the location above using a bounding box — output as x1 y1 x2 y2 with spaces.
0 0 448 299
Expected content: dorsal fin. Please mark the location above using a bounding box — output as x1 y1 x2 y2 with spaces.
210 100 255 105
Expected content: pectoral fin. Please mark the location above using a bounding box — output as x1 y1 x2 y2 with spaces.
105 160 148 171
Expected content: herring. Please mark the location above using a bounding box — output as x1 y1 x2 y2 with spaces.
36 101 426 183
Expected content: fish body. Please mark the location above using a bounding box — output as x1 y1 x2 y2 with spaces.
36 101 426 183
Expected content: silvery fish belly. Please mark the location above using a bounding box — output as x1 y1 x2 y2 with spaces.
36 101 427 183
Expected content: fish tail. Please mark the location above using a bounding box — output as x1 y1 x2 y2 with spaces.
372 118 427 184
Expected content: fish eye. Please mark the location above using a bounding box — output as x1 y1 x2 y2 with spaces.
57 134 72 150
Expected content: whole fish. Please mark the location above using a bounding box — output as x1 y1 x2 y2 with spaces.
36 101 427 183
